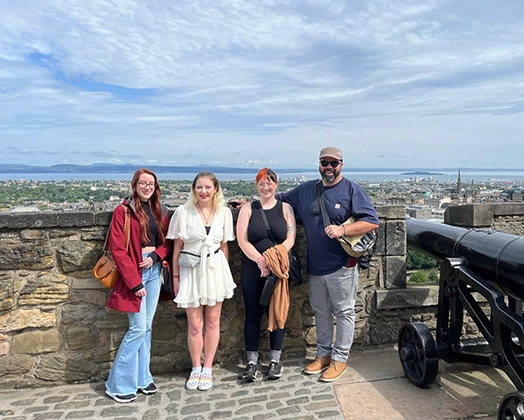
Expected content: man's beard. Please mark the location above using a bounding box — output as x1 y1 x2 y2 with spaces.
320 168 340 183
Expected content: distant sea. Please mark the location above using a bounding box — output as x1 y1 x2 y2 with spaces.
2 170 524 183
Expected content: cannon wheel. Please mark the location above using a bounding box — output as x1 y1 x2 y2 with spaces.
398 322 438 387
498 391 524 420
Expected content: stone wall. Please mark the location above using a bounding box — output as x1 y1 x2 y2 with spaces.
445 203 524 235
0 205 417 389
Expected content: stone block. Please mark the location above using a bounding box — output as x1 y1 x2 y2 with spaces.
19 272 69 305
61 303 109 325
35 353 97 381
0 309 56 333
0 238 55 270
20 229 48 240
71 278 107 289
385 220 406 256
0 354 33 375
375 286 439 310
57 241 100 273
0 272 14 311
94 211 113 226
11 330 63 354
96 317 130 330
493 203 524 216
445 204 494 227
67 327 96 350
384 256 406 289
373 227 386 256
369 318 406 344
70 289 107 306
376 205 406 220
58 212 95 227
0 212 59 229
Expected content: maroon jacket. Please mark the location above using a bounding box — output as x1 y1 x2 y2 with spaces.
106 198 171 312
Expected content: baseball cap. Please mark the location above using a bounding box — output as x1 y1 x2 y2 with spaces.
319 146 343 161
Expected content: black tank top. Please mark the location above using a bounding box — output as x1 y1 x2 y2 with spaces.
247 200 287 255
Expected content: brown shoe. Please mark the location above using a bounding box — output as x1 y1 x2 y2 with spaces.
320 359 347 382
303 356 331 375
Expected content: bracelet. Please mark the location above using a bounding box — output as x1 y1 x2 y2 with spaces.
340 225 345 236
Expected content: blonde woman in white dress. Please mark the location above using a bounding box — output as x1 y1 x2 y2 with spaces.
167 171 236 391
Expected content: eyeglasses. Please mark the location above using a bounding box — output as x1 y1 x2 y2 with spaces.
320 160 342 168
138 181 156 188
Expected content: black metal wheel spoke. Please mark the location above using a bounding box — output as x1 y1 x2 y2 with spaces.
499 392 524 420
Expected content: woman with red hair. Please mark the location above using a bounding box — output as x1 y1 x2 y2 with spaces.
105 168 171 403
236 168 296 381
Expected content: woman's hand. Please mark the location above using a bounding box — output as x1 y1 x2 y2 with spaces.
256 255 270 277
139 255 154 268
173 276 180 296
135 288 147 297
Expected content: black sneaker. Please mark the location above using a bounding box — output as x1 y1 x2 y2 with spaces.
267 361 283 380
241 362 258 381
105 390 137 403
140 383 158 395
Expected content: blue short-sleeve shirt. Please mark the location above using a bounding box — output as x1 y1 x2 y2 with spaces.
277 178 379 276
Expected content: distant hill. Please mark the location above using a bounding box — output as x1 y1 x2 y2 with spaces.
400 171 444 175
0 163 523 174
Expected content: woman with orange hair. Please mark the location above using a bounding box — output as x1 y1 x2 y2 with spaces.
236 168 296 381
105 168 171 403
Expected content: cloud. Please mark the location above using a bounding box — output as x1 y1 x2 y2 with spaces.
0 0 523 167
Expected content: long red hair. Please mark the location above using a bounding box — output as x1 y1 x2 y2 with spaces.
130 168 167 246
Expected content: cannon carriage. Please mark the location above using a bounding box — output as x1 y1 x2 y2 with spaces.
399 218 524 420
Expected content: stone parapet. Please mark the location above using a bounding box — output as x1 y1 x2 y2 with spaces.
445 203 524 235
0 204 416 388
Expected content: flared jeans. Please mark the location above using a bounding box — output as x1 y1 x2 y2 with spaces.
106 258 161 396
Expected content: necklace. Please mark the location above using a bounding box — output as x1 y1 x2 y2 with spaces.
197 203 214 225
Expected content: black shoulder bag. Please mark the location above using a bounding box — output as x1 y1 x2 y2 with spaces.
254 200 302 286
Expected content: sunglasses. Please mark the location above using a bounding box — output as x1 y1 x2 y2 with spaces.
320 160 342 168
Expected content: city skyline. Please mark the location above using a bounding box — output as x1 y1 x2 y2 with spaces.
1 1 523 169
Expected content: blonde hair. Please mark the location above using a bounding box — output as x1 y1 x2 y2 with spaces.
188 171 225 209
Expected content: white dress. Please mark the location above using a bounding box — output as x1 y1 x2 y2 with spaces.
166 203 236 308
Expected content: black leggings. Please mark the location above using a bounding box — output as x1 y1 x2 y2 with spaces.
241 260 285 351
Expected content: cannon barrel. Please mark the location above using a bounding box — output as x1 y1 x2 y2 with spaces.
407 218 524 300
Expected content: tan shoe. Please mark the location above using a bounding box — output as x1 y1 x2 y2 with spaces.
303 356 331 375
320 359 347 382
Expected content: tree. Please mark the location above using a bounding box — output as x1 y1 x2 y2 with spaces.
406 249 437 270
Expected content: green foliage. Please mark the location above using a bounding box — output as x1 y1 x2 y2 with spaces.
406 248 438 270
409 271 429 283
428 270 439 282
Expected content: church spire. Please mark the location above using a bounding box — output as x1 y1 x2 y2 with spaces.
457 169 462 196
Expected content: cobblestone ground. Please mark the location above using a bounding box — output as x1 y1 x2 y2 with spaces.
0 360 344 420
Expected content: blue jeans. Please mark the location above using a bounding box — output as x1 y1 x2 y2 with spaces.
106 256 161 396
309 265 359 363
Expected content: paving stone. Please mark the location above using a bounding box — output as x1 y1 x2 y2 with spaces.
65 411 96 419
142 408 160 420
235 404 265 415
1 349 508 420
32 412 64 419
43 395 68 403
180 403 211 415
55 401 91 410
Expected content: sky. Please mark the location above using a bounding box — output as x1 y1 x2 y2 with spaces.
1 0 523 169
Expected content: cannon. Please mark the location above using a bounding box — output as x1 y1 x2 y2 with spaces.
399 218 524 420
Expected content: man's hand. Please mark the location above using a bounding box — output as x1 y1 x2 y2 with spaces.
325 224 344 239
